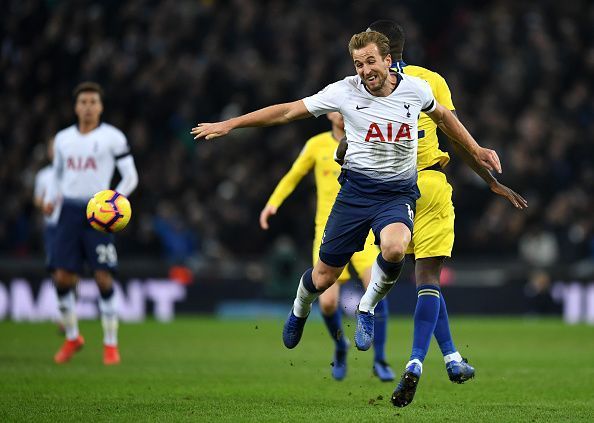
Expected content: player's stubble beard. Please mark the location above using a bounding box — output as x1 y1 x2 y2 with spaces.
364 69 388 93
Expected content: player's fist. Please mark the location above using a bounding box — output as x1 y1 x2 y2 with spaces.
42 202 55 216
259 205 278 230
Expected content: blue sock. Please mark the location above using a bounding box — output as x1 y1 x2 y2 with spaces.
410 284 441 362
373 298 388 362
433 293 456 356
322 311 348 350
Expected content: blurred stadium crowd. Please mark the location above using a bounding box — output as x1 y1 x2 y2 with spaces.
1 0 593 268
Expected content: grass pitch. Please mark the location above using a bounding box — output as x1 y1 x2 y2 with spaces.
1 317 593 422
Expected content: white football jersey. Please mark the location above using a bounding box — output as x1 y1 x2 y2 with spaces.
303 73 436 182
34 165 61 225
53 123 130 200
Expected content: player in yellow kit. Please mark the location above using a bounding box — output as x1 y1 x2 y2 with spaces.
259 112 395 382
365 20 527 407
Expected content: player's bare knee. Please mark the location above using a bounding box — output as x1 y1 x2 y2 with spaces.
380 241 407 262
319 299 338 315
94 270 113 291
55 269 77 288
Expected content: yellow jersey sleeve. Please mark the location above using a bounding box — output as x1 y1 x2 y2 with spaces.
266 137 317 208
433 73 455 111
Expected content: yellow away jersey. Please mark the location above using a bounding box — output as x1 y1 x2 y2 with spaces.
266 131 341 228
394 63 454 170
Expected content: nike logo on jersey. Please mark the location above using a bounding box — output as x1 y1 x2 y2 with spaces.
355 105 369 110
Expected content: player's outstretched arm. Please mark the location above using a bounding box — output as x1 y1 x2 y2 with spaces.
449 142 528 209
259 205 278 230
191 100 312 140
427 103 501 174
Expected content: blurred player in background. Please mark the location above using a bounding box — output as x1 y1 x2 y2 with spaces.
259 112 394 381
192 32 503 406
33 136 64 332
43 82 138 365
336 20 527 407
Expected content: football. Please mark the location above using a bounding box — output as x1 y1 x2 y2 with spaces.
86 190 132 233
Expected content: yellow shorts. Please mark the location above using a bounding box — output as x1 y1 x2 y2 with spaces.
405 169 455 259
314 227 379 283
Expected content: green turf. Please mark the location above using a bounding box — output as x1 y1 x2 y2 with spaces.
1 317 593 422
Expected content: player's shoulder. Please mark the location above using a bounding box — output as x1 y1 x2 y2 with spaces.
400 73 432 92
54 125 77 141
404 65 448 88
98 123 126 138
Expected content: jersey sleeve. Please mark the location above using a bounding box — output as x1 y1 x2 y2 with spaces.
433 73 455 111
302 80 349 117
110 128 131 160
266 139 317 208
417 78 437 114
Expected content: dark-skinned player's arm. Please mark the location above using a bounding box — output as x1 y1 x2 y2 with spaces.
426 103 501 173
334 137 348 166
191 100 312 140
446 111 527 209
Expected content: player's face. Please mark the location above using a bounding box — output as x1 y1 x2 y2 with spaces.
352 43 391 93
75 92 103 125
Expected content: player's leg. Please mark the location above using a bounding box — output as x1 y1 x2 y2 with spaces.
392 169 457 406
283 260 345 349
352 238 394 381
318 282 349 380
416 257 474 383
95 269 120 365
50 201 86 363
356 222 410 351
53 268 85 363
284 186 370 349
82 224 120 365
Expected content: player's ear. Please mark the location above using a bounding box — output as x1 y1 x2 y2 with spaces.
385 53 392 68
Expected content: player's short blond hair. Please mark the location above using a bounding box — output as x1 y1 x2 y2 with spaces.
348 31 390 58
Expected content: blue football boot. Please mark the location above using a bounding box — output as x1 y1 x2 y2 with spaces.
282 309 308 349
373 360 396 382
354 309 374 351
446 357 475 384
391 361 422 408
331 340 349 381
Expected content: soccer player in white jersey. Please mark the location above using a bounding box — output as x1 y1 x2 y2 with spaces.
34 136 63 333
34 136 61 272
191 31 501 395
43 82 138 365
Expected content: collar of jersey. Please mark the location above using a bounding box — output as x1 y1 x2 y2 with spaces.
390 60 408 73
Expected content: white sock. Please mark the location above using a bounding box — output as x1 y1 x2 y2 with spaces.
99 292 119 346
293 277 320 318
58 291 79 341
358 259 397 314
444 351 463 364
406 359 423 373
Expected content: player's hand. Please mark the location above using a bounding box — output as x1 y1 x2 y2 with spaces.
489 181 528 210
476 147 502 174
259 205 278 230
42 202 54 216
334 138 348 165
191 121 232 140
